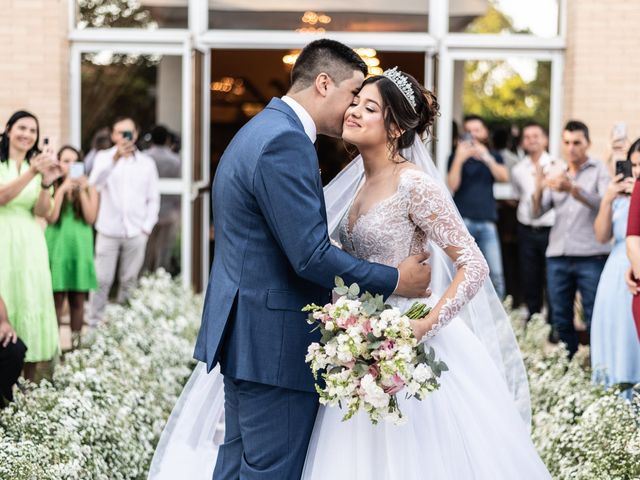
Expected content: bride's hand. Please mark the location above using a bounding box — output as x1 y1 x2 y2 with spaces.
410 317 431 342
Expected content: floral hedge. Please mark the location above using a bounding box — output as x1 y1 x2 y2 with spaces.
513 305 640 480
0 272 200 479
0 278 638 479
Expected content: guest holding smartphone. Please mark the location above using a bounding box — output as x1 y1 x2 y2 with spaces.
0 110 61 381
87 117 159 327
591 138 640 398
45 146 98 348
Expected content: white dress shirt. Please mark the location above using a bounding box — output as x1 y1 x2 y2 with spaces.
281 96 317 143
511 152 556 227
89 146 160 238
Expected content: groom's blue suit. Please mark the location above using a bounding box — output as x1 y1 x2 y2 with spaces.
194 97 398 479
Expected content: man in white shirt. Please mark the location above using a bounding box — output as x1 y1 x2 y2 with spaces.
88 117 160 326
510 122 557 320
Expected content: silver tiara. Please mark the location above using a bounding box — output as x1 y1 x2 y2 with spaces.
383 67 417 113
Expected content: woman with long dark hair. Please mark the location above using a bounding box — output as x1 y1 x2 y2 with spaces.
0 110 60 380
45 146 98 348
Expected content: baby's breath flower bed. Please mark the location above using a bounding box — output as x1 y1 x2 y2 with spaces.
512 302 640 480
0 280 638 479
0 272 200 480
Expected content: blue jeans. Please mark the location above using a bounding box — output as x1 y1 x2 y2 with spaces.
546 255 607 356
464 218 505 299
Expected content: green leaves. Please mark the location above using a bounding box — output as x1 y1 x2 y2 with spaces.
320 330 336 344
432 361 449 378
333 276 363 299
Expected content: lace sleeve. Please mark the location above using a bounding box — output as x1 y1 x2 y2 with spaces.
405 170 490 337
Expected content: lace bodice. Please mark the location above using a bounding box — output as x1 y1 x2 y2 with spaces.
339 168 489 338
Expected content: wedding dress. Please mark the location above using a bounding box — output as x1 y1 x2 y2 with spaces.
301 167 551 479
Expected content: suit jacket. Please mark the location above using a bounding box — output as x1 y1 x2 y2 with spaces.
193 98 398 392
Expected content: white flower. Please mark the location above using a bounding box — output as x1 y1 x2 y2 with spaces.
412 363 433 383
406 380 421 396
360 374 389 409
324 341 338 358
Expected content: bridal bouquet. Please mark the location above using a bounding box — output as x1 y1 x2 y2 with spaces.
303 277 448 425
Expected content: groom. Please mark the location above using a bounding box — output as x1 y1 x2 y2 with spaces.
194 39 431 479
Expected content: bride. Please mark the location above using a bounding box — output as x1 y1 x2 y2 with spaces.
149 68 551 479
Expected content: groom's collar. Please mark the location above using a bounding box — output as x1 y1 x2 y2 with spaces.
281 96 317 144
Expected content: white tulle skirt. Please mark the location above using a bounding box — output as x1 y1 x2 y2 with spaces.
301 306 551 480
148 363 224 480
149 309 550 480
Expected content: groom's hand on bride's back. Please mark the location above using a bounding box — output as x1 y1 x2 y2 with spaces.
395 253 432 298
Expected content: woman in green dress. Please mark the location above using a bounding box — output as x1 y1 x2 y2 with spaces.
45 146 98 348
0 110 61 380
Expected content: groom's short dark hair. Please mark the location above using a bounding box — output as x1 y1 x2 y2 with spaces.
290 39 368 92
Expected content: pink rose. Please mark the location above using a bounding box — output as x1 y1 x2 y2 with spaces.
383 374 405 394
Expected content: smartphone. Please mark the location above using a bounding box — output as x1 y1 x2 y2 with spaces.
615 159 632 179
70 162 85 179
461 132 474 143
123 131 133 141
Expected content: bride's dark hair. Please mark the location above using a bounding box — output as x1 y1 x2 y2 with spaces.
362 71 439 159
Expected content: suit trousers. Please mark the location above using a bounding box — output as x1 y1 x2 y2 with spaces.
213 375 318 480
89 233 148 326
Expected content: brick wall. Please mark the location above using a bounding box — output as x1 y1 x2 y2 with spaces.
0 0 69 147
564 0 640 160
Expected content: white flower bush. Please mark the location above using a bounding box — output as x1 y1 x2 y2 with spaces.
0 279 638 479
511 301 640 480
0 271 201 480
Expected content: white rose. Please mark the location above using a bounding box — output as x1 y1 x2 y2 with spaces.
380 308 400 323
413 363 434 383
325 321 335 331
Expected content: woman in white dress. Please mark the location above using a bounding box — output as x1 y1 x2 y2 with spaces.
301 69 550 479
149 69 551 479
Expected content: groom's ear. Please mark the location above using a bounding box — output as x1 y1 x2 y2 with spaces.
314 73 331 97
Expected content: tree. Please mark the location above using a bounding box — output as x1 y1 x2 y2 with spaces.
461 3 550 128
78 0 155 29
